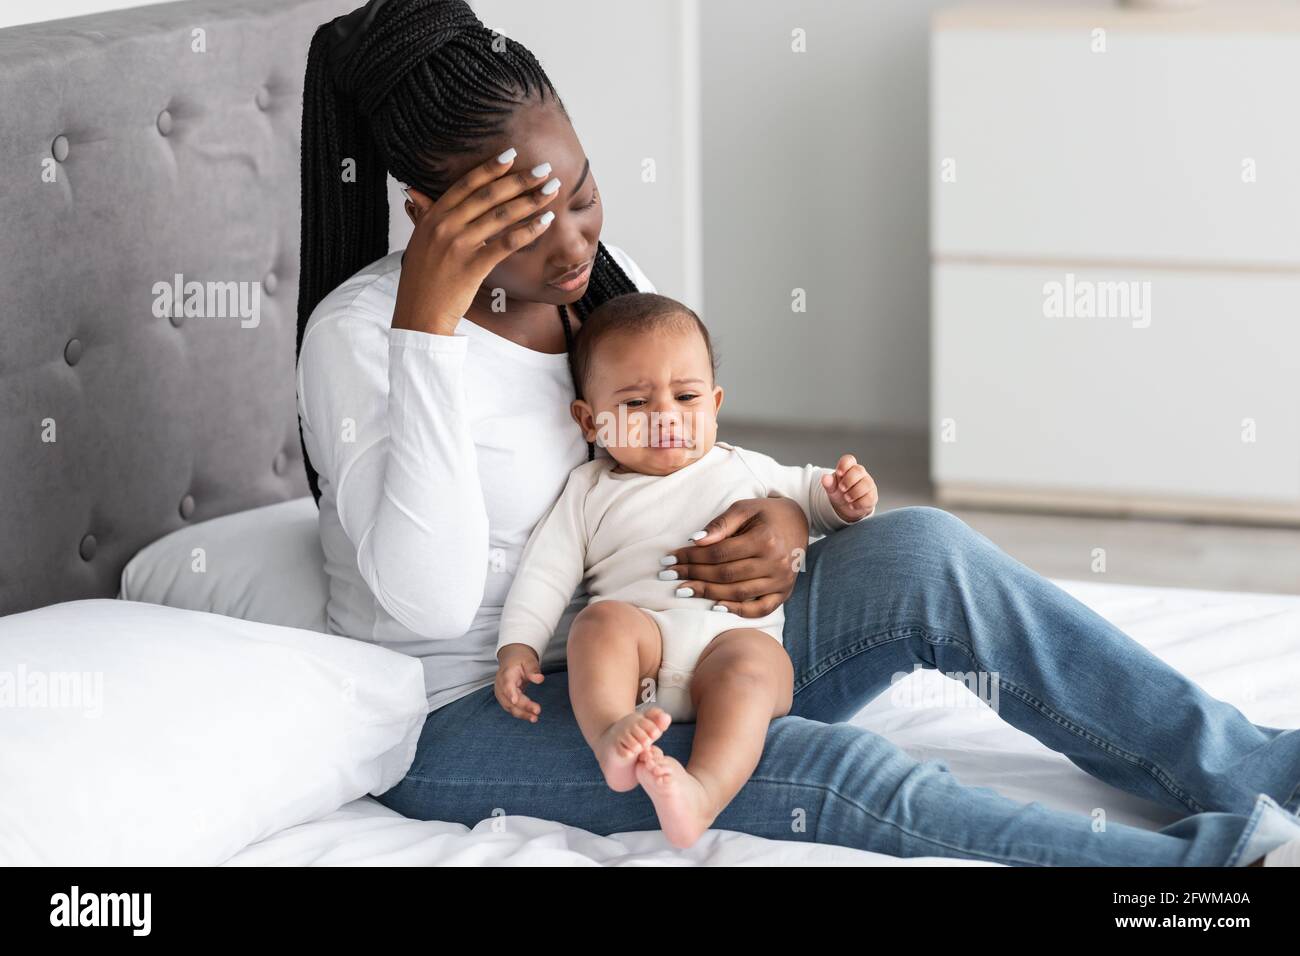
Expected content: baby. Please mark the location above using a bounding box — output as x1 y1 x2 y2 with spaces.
494 292 876 847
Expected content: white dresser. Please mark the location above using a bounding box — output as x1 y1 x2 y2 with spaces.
930 1 1300 523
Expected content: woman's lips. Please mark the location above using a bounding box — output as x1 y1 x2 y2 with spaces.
547 260 593 291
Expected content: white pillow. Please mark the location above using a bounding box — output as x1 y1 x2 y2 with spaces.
0 599 426 865
120 497 329 632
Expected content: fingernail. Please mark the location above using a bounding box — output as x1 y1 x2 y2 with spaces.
497 147 517 163
675 587 694 597
530 161 551 177
658 570 679 581
538 211 555 226
689 530 707 541
540 177 561 195
712 605 727 612
659 555 676 566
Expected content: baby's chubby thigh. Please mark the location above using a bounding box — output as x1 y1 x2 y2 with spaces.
642 608 790 722
695 617 794 718
567 599 664 684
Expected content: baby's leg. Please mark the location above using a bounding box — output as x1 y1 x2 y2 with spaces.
567 601 672 792
636 629 792 847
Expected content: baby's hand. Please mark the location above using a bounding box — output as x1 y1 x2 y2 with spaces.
495 644 545 722
822 454 877 522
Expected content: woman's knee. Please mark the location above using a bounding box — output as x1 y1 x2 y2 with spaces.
828 505 985 569
867 505 968 539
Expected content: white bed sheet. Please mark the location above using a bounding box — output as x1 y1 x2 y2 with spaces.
226 579 1300 866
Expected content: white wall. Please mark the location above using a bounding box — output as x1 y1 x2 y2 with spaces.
698 0 951 431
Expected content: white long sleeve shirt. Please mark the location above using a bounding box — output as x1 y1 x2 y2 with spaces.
497 442 860 661
296 243 655 712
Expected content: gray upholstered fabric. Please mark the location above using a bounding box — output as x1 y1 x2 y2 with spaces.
0 0 355 615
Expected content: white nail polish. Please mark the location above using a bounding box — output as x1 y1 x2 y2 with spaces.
712 605 727 613
659 555 676 566
689 531 707 541
540 177 561 195
530 162 551 177
675 587 694 598
538 211 555 226
658 570 678 581
497 147 517 163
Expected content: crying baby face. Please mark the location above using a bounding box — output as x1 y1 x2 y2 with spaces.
571 316 723 478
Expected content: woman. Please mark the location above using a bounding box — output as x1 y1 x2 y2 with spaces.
295 0 1299 865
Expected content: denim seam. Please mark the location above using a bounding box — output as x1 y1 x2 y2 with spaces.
1281 777 1300 815
1223 800 1264 867
745 772 1042 867
794 622 1206 815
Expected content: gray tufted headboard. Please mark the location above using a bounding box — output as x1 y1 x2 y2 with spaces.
0 0 357 616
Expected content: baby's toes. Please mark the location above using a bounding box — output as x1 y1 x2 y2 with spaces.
643 707 672 735
639 744 664 766
636 715 666 745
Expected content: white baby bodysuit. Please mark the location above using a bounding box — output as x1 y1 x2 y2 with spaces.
497 442 866 719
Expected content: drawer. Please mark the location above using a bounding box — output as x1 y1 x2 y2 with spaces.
932 30 1300 265
931 263 1300 503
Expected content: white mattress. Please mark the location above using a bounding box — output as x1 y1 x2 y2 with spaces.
226 579 1300 866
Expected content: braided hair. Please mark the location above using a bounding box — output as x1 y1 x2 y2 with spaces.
297 0 637 503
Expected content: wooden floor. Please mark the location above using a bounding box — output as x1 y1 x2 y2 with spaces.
720 422 1300 596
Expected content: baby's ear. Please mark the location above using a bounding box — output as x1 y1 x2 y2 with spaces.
712 384 724 414
570 400 597 441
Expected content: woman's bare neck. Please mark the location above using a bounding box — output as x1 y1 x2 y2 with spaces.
464 297 575 354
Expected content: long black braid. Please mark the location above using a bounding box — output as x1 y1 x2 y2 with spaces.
297 0 637 503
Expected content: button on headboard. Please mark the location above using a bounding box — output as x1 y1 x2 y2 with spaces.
0 0 355 616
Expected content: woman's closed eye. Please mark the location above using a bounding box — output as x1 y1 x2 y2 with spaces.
517 188 600 252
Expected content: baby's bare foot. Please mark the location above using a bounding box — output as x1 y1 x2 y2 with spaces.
635 746 715 848
594 708 671 792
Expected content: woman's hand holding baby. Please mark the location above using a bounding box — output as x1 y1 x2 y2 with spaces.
660 496 809 618
823 454 877 522
495 643 545 722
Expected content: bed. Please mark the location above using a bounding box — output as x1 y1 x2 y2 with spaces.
1 0 1297 867
224 575 1300 866
187 509 1292 866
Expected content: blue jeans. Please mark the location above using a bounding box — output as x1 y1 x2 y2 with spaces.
377 507 1300 865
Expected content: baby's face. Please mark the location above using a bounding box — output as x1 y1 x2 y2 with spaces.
571 324 723 477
